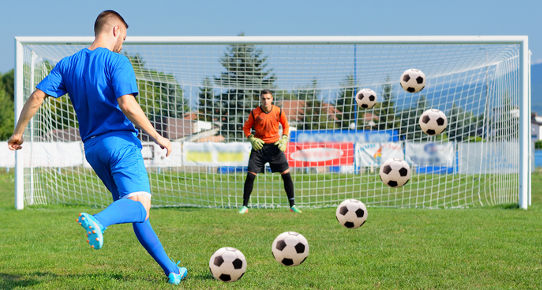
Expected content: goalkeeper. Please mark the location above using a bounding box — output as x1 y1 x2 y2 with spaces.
240 89 301 214
7 10 186 285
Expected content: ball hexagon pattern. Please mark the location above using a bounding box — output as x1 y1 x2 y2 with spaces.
379 158 411 188
419 108 448 136
209 247 247 282
335 199 368 229
271 231 309 266
355 88 377 109
400 68 426 93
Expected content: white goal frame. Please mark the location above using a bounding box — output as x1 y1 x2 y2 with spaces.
14 35 531 210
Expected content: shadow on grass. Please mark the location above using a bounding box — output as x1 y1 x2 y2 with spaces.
0 273 39 289
0 272 127 289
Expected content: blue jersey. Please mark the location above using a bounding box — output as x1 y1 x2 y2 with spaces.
37 47 139 143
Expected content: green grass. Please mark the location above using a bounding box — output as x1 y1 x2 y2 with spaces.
0 171 541 288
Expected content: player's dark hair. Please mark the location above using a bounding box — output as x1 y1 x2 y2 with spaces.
94 10 129 35
260 89 273 96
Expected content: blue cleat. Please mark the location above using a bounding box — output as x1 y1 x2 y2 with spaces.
168 261 188 285
77 213 105 250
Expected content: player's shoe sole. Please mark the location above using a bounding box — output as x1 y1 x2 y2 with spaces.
77 213 104 250
168 264 188 285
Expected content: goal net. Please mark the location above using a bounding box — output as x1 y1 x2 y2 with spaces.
15 36 531 209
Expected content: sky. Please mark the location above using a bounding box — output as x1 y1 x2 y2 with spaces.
0 0 540 74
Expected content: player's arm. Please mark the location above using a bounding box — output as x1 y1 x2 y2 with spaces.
274 110 290 152
243 110 263 150
8 89 48 150
117 94 172 157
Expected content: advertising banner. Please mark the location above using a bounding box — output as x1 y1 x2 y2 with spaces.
290 129 399 143
286 142 354 167
458 142 518 174
354 142 404 167
183 142 251 166
405 142 455 173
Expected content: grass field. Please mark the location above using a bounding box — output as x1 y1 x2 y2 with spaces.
0 171 541 288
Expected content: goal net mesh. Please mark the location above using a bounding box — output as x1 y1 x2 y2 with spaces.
19 38 523 209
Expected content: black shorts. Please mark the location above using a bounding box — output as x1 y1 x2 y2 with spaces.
248 143 289 174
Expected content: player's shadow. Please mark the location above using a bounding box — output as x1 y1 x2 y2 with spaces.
0 272 126 289
0 273 40 289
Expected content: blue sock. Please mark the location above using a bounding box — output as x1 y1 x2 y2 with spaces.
133 219 178 276
94 199 146 228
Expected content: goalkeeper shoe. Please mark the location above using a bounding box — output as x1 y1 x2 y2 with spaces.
77 213 105 250
167 261 188 285
290 205 302 214
238 206 248 214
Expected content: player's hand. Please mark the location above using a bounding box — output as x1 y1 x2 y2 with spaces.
155 136 172 157
248 134 264 151
274 134 289 152
8 134 24 151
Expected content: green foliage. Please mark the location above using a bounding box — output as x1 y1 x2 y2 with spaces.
397 95 430 141
212 40 276 141
0 70 14 140
535 140 542 149
447 103 484 142
373 80 399 131
334 74 357 130
129 54 188 121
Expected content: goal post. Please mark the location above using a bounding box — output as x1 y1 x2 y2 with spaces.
14 36 531 210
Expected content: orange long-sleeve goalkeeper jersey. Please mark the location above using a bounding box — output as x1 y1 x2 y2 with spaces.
243 105 289 144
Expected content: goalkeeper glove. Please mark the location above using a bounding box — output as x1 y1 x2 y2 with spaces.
274 134 289 152
248 134 264 151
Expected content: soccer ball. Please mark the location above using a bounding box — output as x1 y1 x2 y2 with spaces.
271 231 309 266
419 109 448 136
379 158 411 187
400 68 426 93
335 199 368 229
355 88 377 109
209 247 247 282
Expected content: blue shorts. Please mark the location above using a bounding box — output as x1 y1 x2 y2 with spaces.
84 131 151 201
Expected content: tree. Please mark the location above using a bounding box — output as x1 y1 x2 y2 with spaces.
214 38 276 141
197 77 217 122
373 79 399 131
397 95 431 141
0 71 14 140
129 54 188 120
335 74 357 130
447 103 484 142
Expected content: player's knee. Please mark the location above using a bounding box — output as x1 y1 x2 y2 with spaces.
281 169 290 175
246 172 256 181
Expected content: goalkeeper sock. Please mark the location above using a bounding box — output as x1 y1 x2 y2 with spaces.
94 198 146 228
281 172 295 207
133 219 178 276
243 173 256 207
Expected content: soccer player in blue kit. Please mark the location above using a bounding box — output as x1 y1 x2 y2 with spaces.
8 10 187 285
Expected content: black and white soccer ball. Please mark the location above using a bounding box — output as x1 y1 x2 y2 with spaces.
400 68 426 93
419 109 448 136
209 247 247 282
271 231 309 266
335 199 368 229
355 88 377 109
379 158 411 188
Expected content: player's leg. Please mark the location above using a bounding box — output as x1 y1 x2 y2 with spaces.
240 171 257 214
281 169 301 213
108 138 187 283
78 139 146 249
83 137 147 229
240 150 264 214
128 193 187 284
269 146 301 213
